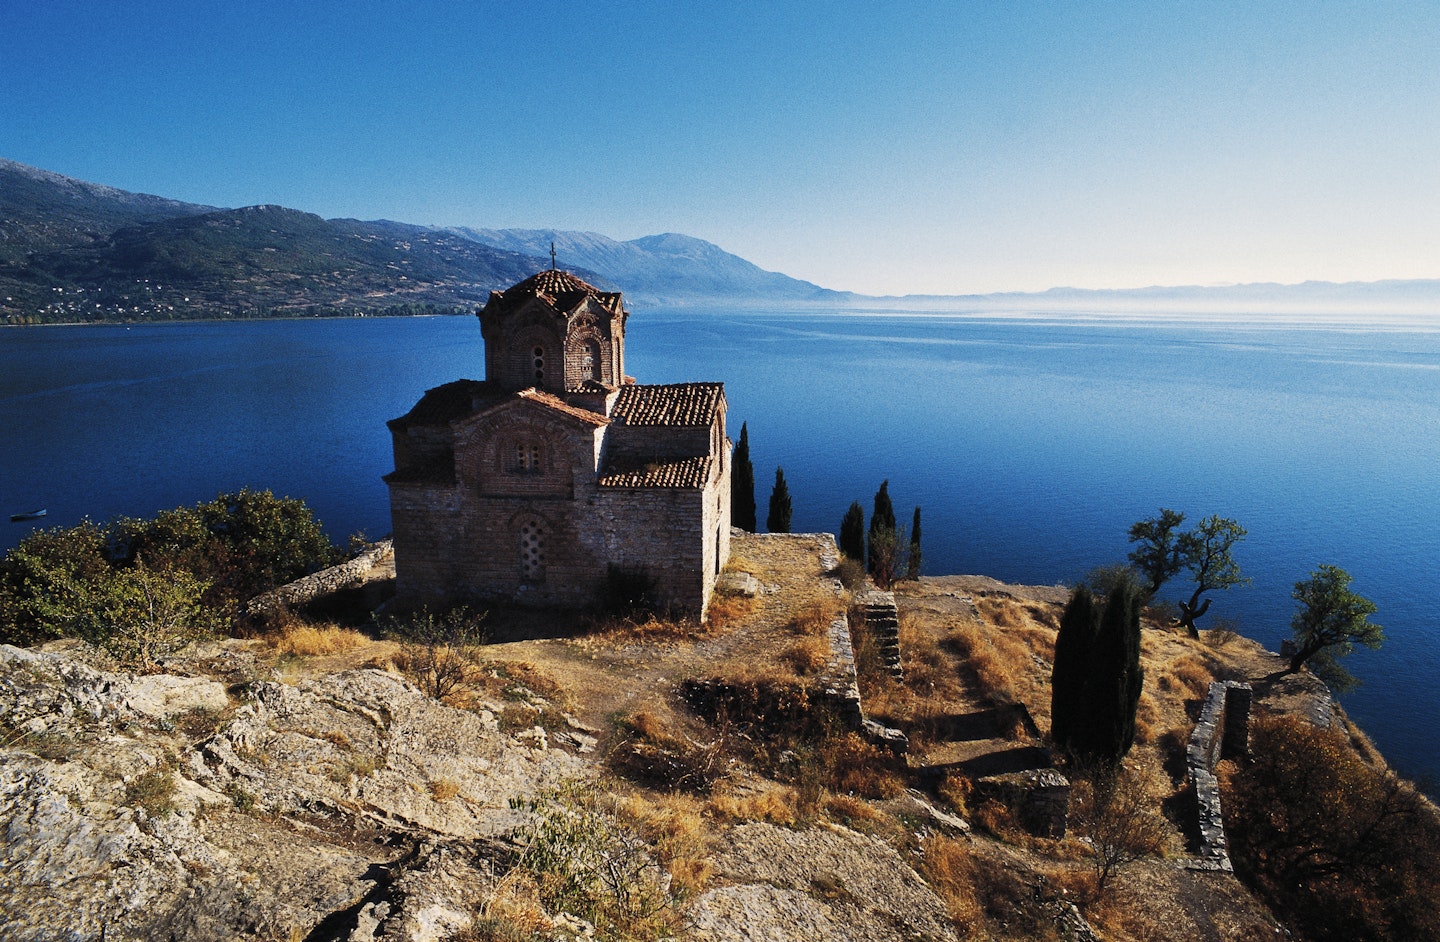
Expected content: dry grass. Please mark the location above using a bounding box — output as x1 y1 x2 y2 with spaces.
948 617 1030 704
919 835 984 932
823 792 889 831
620 792 716 896
706 592 757 629
781 636 829 677
429 778 460 802
608 710 725 793
1159 653 1214 700
787 598 841 636
976 596 1024 628
938 774 973 818
821 733 904 799
707 783 801 826
270 622 368 656
465 870 549 941
591 612 710 642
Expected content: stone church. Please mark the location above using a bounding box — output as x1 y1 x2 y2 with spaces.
384 268 731 616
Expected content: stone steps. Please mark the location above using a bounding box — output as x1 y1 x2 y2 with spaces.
862 592 904 680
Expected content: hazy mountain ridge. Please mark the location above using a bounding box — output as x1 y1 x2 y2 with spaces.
446 226 850 305
874 279 1440 316
2 158 1437 323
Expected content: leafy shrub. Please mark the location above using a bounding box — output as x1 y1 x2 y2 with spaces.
386 606 487 702
509 782 678 940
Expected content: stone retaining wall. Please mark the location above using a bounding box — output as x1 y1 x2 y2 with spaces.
1186 680 1252 871
812 539 908 754
247 540 394 617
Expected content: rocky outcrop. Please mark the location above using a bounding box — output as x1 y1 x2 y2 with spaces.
0 643 578 942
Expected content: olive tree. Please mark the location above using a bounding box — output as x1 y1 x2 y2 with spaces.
1287 564 1382 691
1175 515 1249 638
1126 508 1187 596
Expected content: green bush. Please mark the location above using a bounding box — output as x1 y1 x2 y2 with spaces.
0 489 337 654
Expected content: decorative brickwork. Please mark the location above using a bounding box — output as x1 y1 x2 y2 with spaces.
386 270 730 617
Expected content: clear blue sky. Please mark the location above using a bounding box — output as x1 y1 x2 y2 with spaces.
4 1 1438 295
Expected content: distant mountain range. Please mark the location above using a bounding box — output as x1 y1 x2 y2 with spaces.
2 157 1436 323
445 227 847 306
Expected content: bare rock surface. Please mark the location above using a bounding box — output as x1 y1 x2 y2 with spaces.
688 821 957 942
0 644 578 942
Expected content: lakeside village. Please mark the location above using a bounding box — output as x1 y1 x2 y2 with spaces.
1 269 1435 942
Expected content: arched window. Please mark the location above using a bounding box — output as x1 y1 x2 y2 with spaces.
518 518 545 582
531 345 545 385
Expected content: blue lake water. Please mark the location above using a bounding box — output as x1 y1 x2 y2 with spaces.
2 312 1437 784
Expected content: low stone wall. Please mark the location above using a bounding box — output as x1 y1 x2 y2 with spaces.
247 540 394 617
1186 680 1252 871
975 769 1070 838
817 609 908 753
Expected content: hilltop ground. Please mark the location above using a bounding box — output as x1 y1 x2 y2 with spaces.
0 532 1395 941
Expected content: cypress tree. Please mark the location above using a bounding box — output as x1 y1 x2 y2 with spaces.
839 502 865 561
867 480 896 575
907 506 923 580
767 467 792 533
1088 581 1145 763
731 422 756 531
1050 585 1100 756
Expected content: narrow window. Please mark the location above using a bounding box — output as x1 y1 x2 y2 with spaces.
585 339 602 382
532 345 545 384
519 519 544 581
510 440 541 473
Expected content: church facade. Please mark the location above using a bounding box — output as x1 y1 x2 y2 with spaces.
384 268 731 616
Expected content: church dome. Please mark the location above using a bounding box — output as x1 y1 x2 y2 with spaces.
482 268 624 320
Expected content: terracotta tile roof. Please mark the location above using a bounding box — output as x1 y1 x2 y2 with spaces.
567 380 618 394
387 380 501 429
513 388 611 426
611 383 724 427
482 268 624 320
599 455 712 488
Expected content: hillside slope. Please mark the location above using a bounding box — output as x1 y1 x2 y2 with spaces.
0 161 582 323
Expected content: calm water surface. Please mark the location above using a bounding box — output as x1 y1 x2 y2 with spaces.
2 312 1437 783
